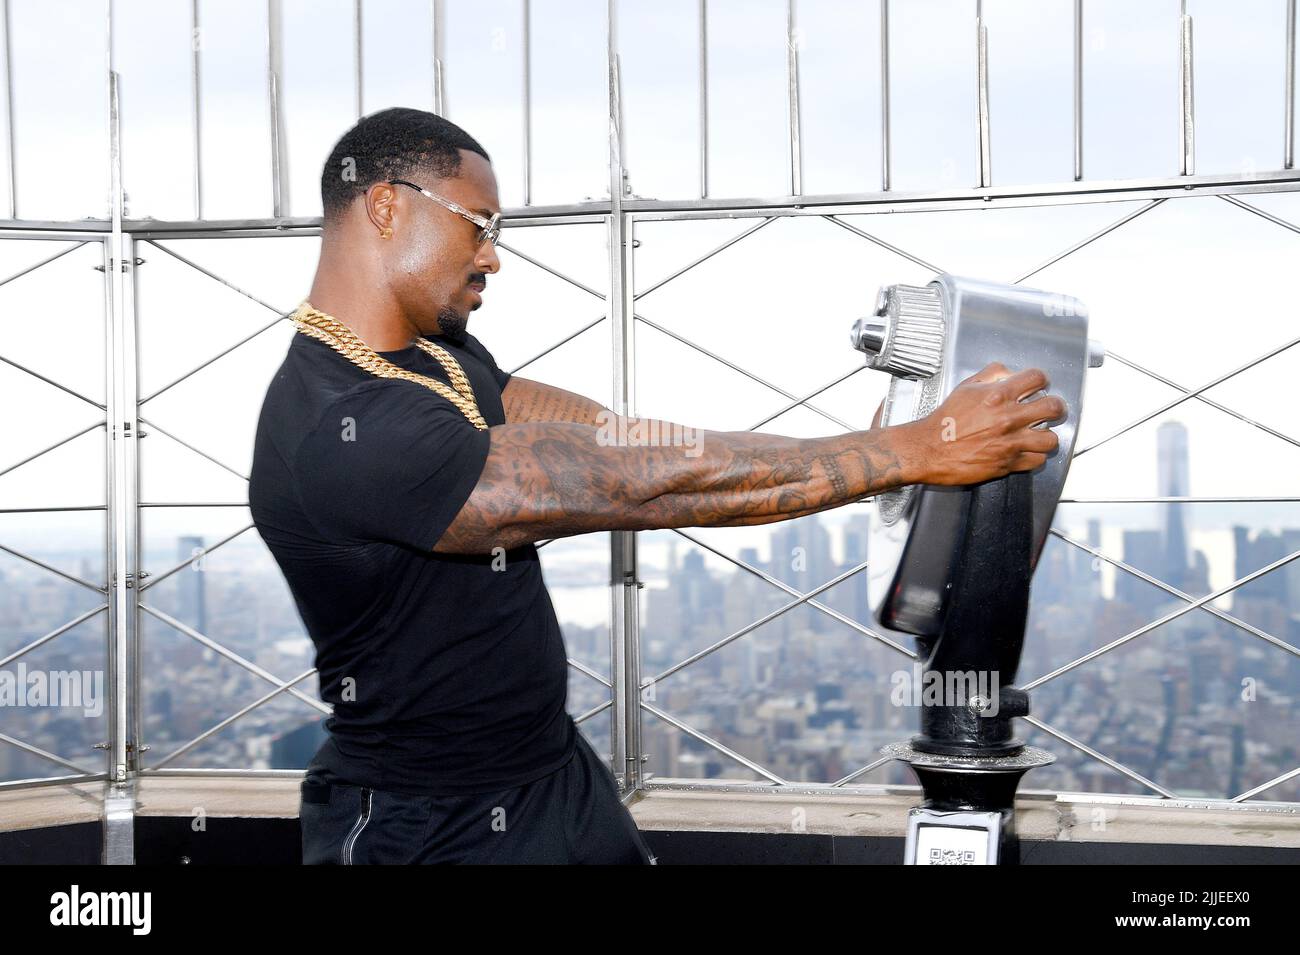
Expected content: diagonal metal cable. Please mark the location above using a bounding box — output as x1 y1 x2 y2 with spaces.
496 239 607 300
672 527 917 659
136 416 250 483
0 604 108 669
831 754 897 788
0 420 105 479
139 310 287 405
139 523 256 592
1074 330 1300 457
997 195 1300 462
1050 527 1300 658
507 313 607 376
1103 350 1300 451
1022 546 1300 691
145 238 287 314
0 730 97 776
0 542 105 593
1233 764 1300 802
0 354 105 411
644 558 885 688
575 698 612 725
1010 199 1167 285
568 655 612 689
747 364 867 432
140 604 327 714
634 216 779 300
822 214 946 273
1218 193 1300 237
634 311 857 432
1022 715 1177 799
642 699 787 785
146 667 318 770
0 240 88 290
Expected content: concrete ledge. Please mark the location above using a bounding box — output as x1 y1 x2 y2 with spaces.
627 782 1300 849
3 776 1298 851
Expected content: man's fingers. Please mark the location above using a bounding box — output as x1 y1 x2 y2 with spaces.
1019 427 1060 454
1013 392 1068 429
966 361 1012 383
999 366 1050 400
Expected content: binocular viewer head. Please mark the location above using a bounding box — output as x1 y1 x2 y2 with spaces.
851 273 1103 642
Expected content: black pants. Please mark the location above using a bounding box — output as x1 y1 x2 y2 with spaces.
299 732 656 864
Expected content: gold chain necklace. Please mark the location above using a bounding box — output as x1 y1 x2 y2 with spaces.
289 300 488 431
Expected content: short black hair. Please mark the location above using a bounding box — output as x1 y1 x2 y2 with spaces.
319 107 491 222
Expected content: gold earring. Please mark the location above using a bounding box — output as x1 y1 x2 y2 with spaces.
380 227 393 239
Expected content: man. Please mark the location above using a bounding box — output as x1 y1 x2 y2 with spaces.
248 107 1066 865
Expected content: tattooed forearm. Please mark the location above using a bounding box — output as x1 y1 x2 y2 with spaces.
434 418 923 554
501 376 609 427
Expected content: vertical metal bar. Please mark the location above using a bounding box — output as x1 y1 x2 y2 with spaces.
107 3 129 788
268 0 288 217
354 0 363 119
1074 0 1083 181
522 0 531 206
605 0 641 794
881 0 891 191
1287 0 1295 169
976 0 991 188
786 0 802 196
125 228 142 774
1 0 15 219
106 70 136 866
432 0 445 116
190 0 202 219
699 0 708 198
1180 1 1194 175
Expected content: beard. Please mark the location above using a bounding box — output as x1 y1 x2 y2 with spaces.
435 305 468 344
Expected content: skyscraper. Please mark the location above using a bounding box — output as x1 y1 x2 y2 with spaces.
1157 421 1191 591
176 535 208 638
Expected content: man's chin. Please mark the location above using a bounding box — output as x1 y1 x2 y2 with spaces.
435 307 468 342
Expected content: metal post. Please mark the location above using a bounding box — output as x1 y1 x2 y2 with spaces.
190 0 202 219
354 0 363 119
1 0 15 219
976 0 991 188
125 228 143 772
606 0 641 793
699 0 708 198
786 0 802 196
1180 1 1194 175
522 0 531 205
268 0 289 217
1074 0 1083 181
881 0 891 191
1287 0 1295 169
105 60 136 862
432 0 445 116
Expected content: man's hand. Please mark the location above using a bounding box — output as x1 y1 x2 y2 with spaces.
903 362 1066 486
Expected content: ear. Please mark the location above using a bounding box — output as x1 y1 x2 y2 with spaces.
365 181 398 235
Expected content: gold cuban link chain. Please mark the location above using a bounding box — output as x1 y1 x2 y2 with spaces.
289 300 488 431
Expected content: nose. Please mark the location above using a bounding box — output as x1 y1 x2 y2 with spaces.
476 240 500 274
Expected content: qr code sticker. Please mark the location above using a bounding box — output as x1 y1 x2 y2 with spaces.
928 848 977 865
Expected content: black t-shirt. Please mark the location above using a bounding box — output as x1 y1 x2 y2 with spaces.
248 323 576 795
